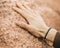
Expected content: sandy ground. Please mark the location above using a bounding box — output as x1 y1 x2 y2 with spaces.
0 0 60 48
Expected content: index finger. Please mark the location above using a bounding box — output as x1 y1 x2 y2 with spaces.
12 7 33 21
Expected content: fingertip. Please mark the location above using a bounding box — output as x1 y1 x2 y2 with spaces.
16 21 25 27
12 6 17 10
16 2 20 7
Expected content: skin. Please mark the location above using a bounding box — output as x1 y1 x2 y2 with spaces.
12 3 57 46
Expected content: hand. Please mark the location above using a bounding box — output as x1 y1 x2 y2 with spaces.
12 3 49 38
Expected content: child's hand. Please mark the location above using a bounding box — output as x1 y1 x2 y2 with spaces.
12 3 49 38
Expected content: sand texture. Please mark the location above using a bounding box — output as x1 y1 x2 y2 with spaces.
0 0 60 48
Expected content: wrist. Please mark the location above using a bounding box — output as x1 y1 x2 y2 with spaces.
44 28 57 46
42 26 49 37
46 28 57 42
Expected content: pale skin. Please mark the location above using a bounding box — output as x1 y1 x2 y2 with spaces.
12 3 57 46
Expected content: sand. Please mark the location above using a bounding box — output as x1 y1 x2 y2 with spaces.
0 0 60 48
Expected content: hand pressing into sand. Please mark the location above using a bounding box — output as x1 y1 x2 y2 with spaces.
12 3 49 38
12 3 58 44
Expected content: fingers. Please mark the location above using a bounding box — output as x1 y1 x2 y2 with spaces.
23 4 39 17
17 3 33 14
23 4 34 13
13 2 37 18
16 3 33 16
16 3 25 10
16 21 42 37
13 6 33 20
13 3 35 21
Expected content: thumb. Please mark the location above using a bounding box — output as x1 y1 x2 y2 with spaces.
16 21 43 37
